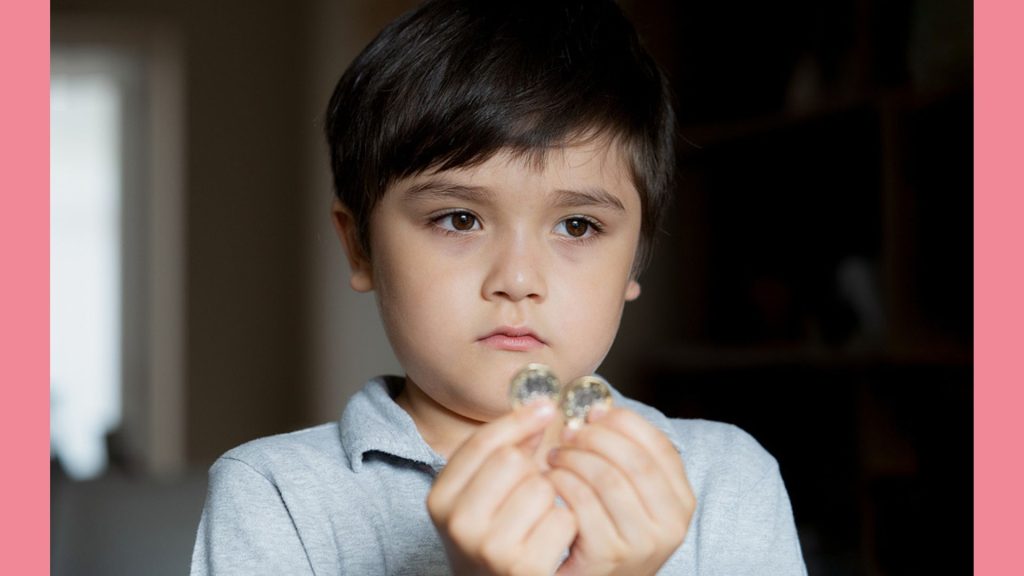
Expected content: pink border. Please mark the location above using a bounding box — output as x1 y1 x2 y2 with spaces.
975 0 1023 573
1 0 49 573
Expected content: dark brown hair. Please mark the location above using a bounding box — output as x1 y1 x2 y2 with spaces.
325 0 677 275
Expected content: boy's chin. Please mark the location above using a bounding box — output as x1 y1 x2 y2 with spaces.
404 372 513 421
446 386 516 423
407 356 603 421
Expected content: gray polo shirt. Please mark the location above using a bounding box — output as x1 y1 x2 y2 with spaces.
191 376 807 575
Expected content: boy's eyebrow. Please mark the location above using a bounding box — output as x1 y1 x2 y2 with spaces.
551 187 626 212
402 178 626 212
401 179 490 203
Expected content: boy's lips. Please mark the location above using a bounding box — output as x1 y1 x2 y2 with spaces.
478 327 547 351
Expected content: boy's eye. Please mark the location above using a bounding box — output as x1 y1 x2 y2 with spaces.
450 212 477 231
434 211 480 232
563 217 590 237
559 216 601 239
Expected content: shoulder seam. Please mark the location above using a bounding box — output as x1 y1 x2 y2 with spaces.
214 456 318 574
218 455 274 483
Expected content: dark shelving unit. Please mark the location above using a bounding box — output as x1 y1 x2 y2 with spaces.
620 0 973 573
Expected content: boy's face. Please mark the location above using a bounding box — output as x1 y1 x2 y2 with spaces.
336 138 642 423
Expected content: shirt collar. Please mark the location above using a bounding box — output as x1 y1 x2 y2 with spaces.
338 375 688 473
338 376 447 473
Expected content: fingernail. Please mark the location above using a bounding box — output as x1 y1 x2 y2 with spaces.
547 447 560 463
529 400 555 419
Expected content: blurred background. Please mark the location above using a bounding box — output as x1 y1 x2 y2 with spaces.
50 0 971 574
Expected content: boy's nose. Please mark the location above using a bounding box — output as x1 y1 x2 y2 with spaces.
481 238 547 303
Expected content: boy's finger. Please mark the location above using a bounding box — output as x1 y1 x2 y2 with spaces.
516 422 547 457
588 408 694 506
547 447 652 541
444 445 537 540
586 408 677 462
479 474 559 565
547 468 620 545
562 420 682 528
520 506 578 575
430 400 555 506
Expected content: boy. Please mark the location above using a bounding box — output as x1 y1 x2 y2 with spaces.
192 1 807 574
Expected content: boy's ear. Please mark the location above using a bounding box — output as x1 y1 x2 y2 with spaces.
330 199 374 293
625 279 641 301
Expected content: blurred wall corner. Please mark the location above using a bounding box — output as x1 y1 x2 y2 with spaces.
49 2 425 575
303 0 408 426
51 12 198 576
51 0 421 481
51 12 186 481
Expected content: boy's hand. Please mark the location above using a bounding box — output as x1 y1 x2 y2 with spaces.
427 400 578 575
547 407 696 576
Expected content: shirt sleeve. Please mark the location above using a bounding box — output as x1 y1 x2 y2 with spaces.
190 457 315 576
714 458 808 576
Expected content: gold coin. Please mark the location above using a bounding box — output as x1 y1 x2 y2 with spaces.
509 363 561 408
560 375 612 429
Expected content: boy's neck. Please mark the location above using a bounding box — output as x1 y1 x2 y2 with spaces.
395 378 483 460
394 376 561 468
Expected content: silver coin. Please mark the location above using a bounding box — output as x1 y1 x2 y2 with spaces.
560 375 612 428
509 363 561 408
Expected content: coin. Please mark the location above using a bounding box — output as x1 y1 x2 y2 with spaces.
560 375 612 429
509 363 561 408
